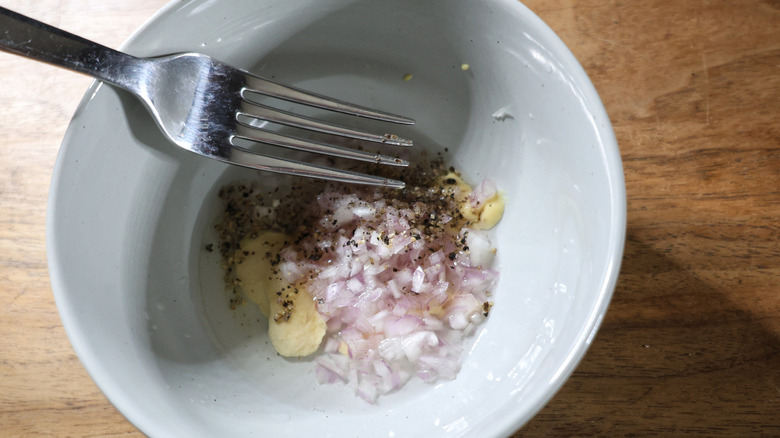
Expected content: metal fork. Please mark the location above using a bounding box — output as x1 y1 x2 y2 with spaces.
0 7 414 188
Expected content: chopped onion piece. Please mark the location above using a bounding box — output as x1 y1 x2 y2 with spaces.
300 180 501 402
219 168 502 403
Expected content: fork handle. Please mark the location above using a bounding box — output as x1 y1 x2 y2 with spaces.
0 7 147 93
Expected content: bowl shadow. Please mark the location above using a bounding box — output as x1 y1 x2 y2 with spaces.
518 227 780 436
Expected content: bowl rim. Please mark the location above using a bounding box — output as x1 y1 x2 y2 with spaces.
479 2 626 435
45 0 186 433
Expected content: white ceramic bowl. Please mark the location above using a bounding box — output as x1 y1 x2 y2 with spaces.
47 0 625 436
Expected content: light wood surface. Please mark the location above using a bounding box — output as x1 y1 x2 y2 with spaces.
0 0 777 436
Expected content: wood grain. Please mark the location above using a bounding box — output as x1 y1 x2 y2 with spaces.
0 0 777 436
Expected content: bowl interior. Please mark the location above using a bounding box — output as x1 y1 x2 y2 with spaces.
47 0 624 436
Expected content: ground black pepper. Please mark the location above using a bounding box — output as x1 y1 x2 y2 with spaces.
213 150 481 315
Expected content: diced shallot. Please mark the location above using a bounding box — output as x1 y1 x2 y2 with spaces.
280 179 500 403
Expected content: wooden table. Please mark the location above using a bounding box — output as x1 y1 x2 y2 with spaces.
1 1 777 436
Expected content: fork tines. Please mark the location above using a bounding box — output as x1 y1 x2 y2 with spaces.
230 75 414 188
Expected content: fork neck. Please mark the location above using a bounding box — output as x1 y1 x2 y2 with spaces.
0 7 149 94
